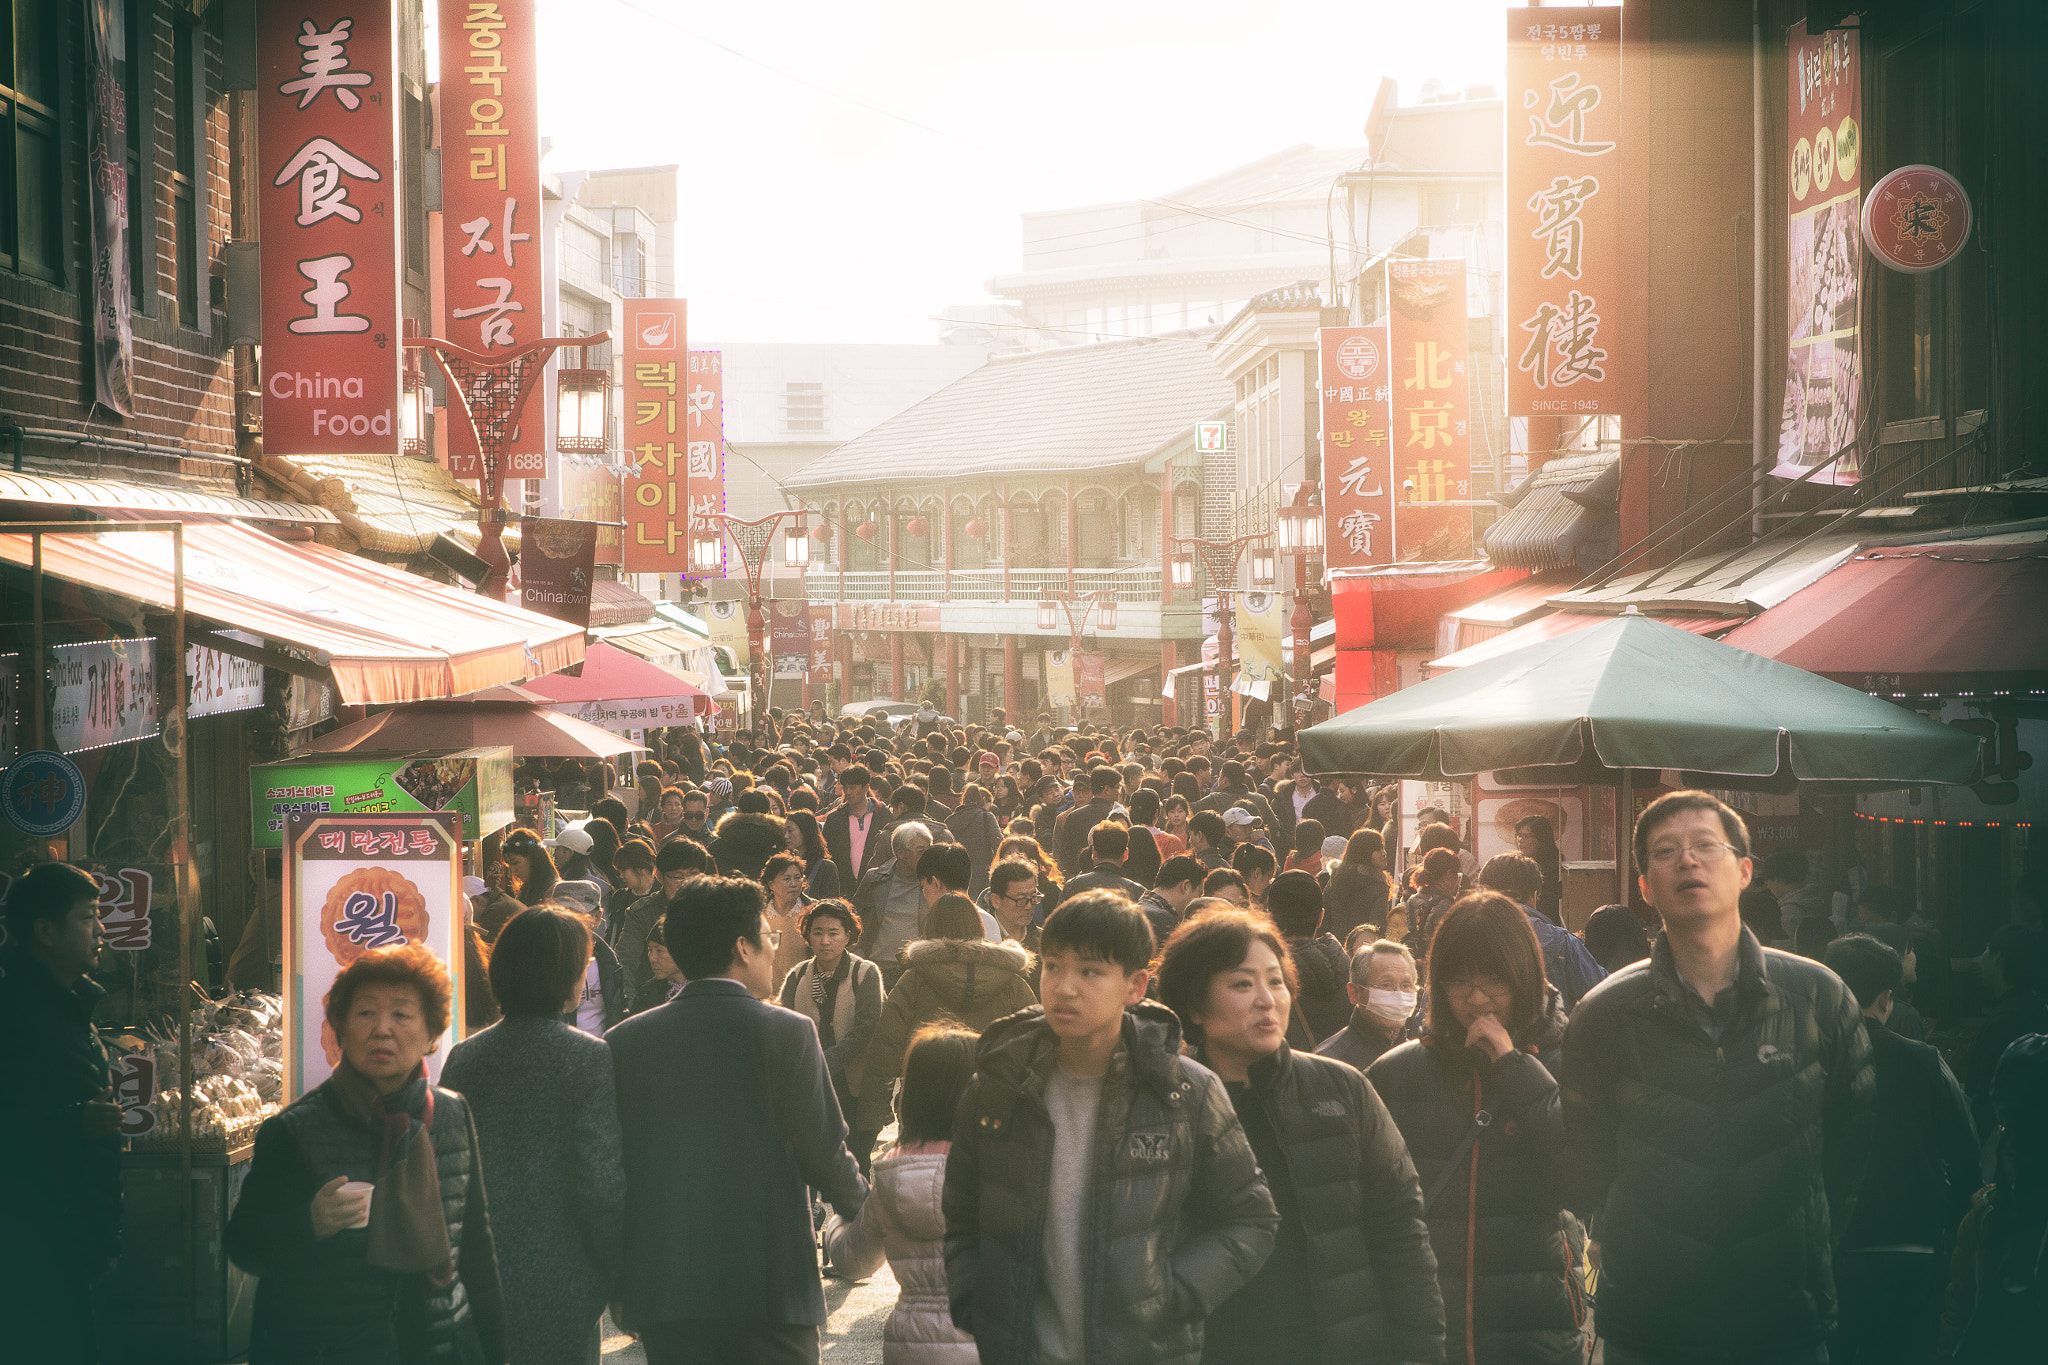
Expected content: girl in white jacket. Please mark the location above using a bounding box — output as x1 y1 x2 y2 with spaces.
822 1025 980 1365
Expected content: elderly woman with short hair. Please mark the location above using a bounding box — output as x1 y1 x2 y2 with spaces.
227 945 509 1364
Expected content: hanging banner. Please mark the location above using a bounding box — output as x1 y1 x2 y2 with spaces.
49 639 159 753
1045 651 1077 709
560 460 624 565
704 598 750 664
283 811 465 1098
257 0 403 455
87 0 134 417
186 631 268 719
438 0 544 479
1777 20 1862 485
770 600 812 680
1076 651 1106 712
1318 325 1396 569
1234 592 1286 695
808 604 834 681
1506 7 1623 416
684 352 726 580
621 300 690 571
1386 258 1475 561
518 516 597 628
251 747 514 849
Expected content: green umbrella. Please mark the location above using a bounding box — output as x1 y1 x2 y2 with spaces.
1299 613 1980 790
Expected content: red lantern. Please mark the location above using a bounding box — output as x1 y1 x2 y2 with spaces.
855 520 878 540
906 516 929 537
963 517 987 538
810 522 832 543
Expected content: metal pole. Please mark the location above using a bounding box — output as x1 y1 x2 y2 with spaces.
31 531 45 749
1617 768 1634 906
1216 588 1235 743
1751 0 1768 542
170 523 199 1358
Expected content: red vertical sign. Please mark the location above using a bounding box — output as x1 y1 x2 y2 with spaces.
621 300 688 572
1506 7 1624 417
438 0 545 479
685 351 726 581
1317 325 1395 570
258 2 403 454
1386 258 1474 561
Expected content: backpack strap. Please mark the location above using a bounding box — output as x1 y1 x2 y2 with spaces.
1421 1108 1492 1216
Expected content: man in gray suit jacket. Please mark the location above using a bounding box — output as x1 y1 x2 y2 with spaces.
606 876 867 1364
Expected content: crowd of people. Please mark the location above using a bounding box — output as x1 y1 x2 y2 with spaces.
5 705 2047 1365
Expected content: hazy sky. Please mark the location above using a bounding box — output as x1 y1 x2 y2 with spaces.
505 0 1512 345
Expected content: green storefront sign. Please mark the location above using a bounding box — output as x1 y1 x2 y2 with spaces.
250 748 514 849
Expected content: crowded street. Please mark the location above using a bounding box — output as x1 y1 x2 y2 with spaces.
2 2 2045 1364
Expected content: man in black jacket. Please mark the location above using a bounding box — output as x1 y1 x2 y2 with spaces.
1055 766 1123 878
820 764 888 886
1300 775 1370 841
1562 791 1874 1365
1060 822 1148 907
1825 933 1980 1365
608 876 866 1363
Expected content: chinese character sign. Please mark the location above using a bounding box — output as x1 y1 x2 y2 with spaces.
1778 21 1862 485
258 3 402 455
1318 325 1395 570
283 812 464 1097
684 352 727 580
1385 258 1475 561
621 301 690 572
1506 7 1622 417
438 0 544 479
48 638 159 753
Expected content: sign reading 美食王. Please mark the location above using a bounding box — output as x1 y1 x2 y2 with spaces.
1318 325 1395 571
1386 258 1474 562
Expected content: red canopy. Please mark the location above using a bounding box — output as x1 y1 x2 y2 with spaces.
519 641 713 733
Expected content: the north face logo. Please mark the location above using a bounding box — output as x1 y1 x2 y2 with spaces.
1128 1133 1171 1162
1758 1044 1786 1065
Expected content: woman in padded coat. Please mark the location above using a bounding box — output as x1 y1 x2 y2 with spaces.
1155 907 1446 1365
1366 892 1586 1365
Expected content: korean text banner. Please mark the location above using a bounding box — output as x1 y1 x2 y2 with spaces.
50 638 159 753
1507 7 1622 416
1045 651 1077 709
1318 326 1395 571
684 352 726 580
438 0 544 479
258 2 403 455
283 812 464 1098
250 748 514 849
621 300 689 572
1386 258 1475 561
1778 21 1862 485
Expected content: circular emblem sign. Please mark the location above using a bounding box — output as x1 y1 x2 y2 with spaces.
1862 164 1972 273
4 750 88 837
1334 333 1381 382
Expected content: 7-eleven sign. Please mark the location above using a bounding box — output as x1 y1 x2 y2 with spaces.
1196 421 1227 453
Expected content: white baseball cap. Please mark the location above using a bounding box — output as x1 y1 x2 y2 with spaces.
1221 807 1255 827
548 823 595 854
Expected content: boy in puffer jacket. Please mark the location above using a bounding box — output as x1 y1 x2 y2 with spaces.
942 890 1279 1365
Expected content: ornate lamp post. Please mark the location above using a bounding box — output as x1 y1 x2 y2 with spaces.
708 509 810 726
1276 483 1325 727
1172 533 1270 741
1036 590 1116 721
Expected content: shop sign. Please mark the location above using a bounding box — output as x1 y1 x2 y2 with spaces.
771 600 812 679
1778 20 1863 485
1862 164 1971 273
438 0 545 480
111 1053 157 1137
682 352 727 581
86 0 134 417
257 1 403 455
283 811 465 1097
546 695 705 733
1196 421 1227 453
284 673 336 731
1506 7 1623 416
620 301 690 571
518 516 597 628
560 460 625 564
3 750 88 837
1318 325 1395 570
93 866 156 951
186 631 267 718
1386 258 1475 561
835 602 942 632
808 605 833 679
49 638 158 753
250 746 513 849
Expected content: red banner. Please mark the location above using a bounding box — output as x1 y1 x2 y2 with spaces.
621 300 689 572
1387 258 1474 561
258 1 403 455
1317 325 1395 570
438 0 545 479
808 604 833 681
684 351 726 580
1506 7 1623 417
771 601 812 680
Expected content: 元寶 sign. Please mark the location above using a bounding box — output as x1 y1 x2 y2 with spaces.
1318 325 1395 570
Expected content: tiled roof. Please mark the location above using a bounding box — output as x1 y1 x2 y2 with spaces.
259 453 517 558
785 332 1234 489
1483 453 1619 571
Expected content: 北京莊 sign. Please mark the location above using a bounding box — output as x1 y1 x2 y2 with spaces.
258 3 403 455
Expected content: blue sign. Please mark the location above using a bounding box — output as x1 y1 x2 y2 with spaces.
4 750 88 837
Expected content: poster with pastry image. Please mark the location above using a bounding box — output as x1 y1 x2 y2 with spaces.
283 811 465 1100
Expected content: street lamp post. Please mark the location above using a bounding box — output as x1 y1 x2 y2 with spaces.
1276 483 1325 730
1172 533 1271 742
708 509 810 730
1037 590 1117 721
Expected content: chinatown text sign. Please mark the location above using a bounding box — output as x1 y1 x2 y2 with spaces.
258 2 403 455
1506 7 1623 416
771 601 812 680
621 301 690 571
1318 325 1395 570
438 0 544 479
518 516 597 628
1386 258 1475 561
1778 20 1863 485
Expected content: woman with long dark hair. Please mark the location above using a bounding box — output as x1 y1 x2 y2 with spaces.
1155 909 1444 1365
1324 827 1395 944
1365 892 1585 1365
782 808 841 899
500 829 558 907
1401 847 1465 972
1515 816 1564 926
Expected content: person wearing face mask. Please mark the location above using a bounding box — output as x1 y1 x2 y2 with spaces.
1318 940 1425 1073
1366 892 1586 1365
1155 909 1444 1365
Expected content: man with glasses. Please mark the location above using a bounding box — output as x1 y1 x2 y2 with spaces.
677 792 711 842
983 859 1044 950
1561 790 1874 1365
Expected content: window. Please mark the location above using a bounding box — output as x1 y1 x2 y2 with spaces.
124 0 152 306
403 87 425 277
783 381 824 434
2 0 64 281
172 17 199 326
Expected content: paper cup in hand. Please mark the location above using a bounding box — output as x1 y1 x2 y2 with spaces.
339 1181 375 1229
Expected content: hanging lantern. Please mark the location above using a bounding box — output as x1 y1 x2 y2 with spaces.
810 522 833 544
783 523 811 567
555 369 611 454
1037 598 1058 632
690 531 723 573
906 516 929 537
963 517 987 539
1250 546 1277 587
1171 552 1196 589
1096 592 1118 631
856 520 878 540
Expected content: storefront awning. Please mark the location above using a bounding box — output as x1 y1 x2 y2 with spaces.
0 470 338 524
600 626 700 662
258 453 517 558
1719 533 2048 695
1102 656 1156 687
0 521 583 704
1427 609 1748 673
1482 453 1620 571
589 579 658 628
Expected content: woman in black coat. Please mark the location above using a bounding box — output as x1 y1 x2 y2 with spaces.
783 809 842 900
1156 908 1445 1365
1365 892 1586 1365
